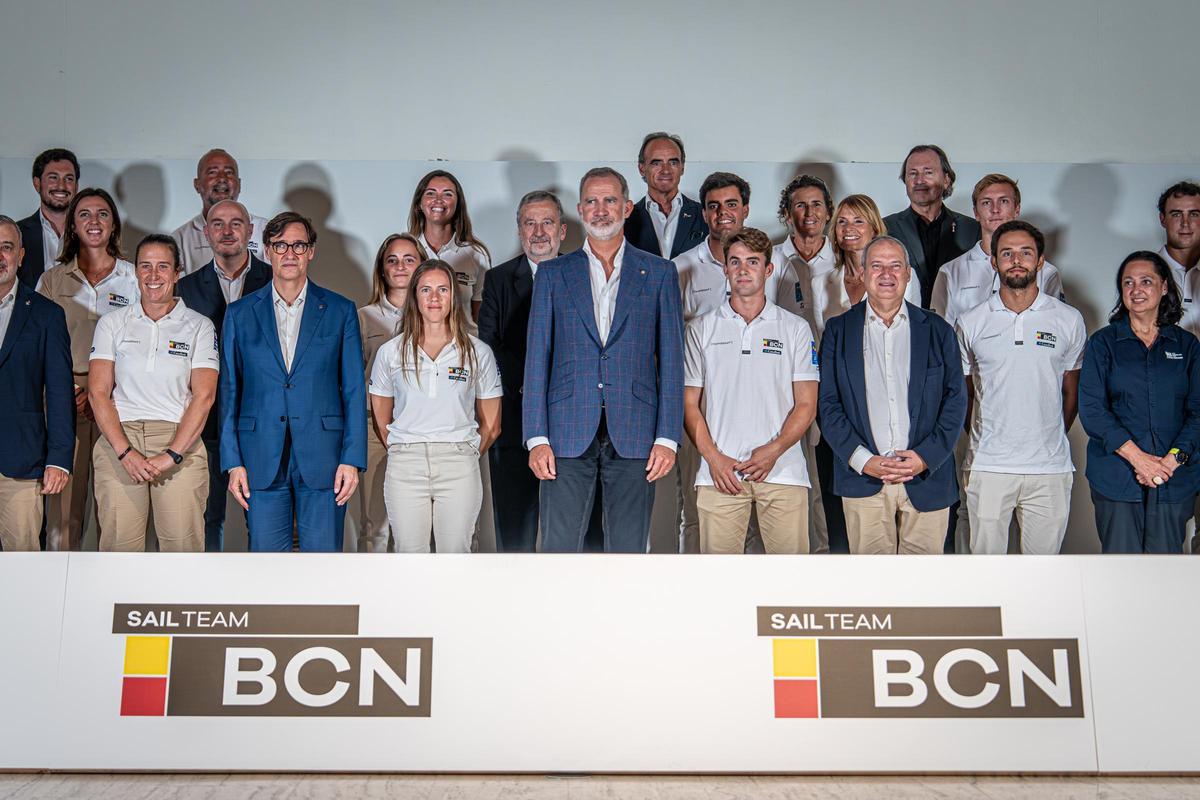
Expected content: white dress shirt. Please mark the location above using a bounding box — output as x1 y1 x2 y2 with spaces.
39 211 62 270
645 193 683 259
89 299 220 424
931 242 1064 328
684 300 819 487
849 304 911 475
0 283 17 347
956 291 1086 474
171 211 268 275
272 281 307 371
36 258 139 373
417 233 491 334
214 256 252 306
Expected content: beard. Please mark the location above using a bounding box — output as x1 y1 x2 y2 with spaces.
1002 270 1035 290
583 217 622 241
42 193 71 212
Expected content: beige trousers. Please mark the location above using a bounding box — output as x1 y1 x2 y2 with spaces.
697 481 809 554
843 483 947 554
384 442 482 554
967 470 1072 555
355 427 392 552
46 375 100 550
0 475 44 551
93 420 207 552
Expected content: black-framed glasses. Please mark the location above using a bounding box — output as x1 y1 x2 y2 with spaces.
269 240 313 255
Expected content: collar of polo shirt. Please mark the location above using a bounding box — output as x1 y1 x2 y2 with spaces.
987 286 1051 313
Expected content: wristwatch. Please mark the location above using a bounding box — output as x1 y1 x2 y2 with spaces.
1169 447 1189 465
165 449 183 465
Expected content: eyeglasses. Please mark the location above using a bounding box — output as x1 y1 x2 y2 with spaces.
269 241 313 255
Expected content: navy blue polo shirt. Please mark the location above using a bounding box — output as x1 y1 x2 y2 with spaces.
1078 319 1200 502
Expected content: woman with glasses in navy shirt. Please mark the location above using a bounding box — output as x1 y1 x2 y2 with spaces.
1079 251 1200 553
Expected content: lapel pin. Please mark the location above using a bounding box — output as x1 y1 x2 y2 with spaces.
319 304 326 310
25 299 31 305
640 269 646 275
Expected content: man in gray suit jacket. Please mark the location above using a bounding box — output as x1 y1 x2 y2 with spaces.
883 144 979 308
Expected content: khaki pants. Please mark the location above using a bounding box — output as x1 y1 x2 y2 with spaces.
384 442 481 554
0 475 44 551
93 420 207 552
697 481 809 554
804 433 830 553
355 428 391 552
843 483 947 554
967 470 1072 555
46 376 100 550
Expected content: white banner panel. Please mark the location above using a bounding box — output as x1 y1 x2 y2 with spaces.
0 554 70 769
36 554 1097 772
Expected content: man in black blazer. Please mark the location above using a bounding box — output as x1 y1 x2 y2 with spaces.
623 132 708 259
16 148 79 289
0 216 74 550
176 200 271 551
478 190 566 552
883 144 980 308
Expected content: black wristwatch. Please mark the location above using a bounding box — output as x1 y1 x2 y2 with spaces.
165 449 183 465
1170 448 1189 466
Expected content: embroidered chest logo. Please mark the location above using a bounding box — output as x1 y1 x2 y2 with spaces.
762 338 783 355
1034 331 1057 348
167 340 190 357
108 293 131 307
447 366 471 382
454 271 472 286
1166 351 1184 360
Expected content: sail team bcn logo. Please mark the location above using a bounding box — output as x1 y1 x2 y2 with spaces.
115 604 432 717
760 606 1085 719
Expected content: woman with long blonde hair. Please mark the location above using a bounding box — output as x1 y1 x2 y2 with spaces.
368 259 502 553
355 233 427 552
829 194 921 327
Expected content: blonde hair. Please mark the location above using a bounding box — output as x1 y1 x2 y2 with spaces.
830 194 887 270
368 233 428 305
397 260 477 385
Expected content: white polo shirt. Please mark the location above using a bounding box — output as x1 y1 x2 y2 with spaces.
931 242 1064 327
171 212 268 275
368 335 502 450
36 258 139 373
772 236 921 343
89 299 219 424
684 301 819 487
956 291 1086 475
418 233 491 333
1161 246 1194 309
358 297 404 382
1181 268 1200 338
674 239 729 323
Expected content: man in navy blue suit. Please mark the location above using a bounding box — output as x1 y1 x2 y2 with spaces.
524 167 684 553
177 200 272 551
0 215 74 550
817 235 965 554
219 211 366 552
623 132 708 260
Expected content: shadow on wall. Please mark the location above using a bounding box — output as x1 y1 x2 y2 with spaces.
114 162 167 259
473 150 585 259
1053 163 1143 335
282 163 372 306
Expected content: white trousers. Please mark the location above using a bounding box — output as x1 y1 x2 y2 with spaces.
967 470 1072 555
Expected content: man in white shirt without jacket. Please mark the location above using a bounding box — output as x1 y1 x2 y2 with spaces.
172 149 267 273
956 220 1086 554
1163 182 1200 332
684 228 819 553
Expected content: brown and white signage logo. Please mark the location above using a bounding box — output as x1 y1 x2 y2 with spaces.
759 606 1084 719
114 604 432 717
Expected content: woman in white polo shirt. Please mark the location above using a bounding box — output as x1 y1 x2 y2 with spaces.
354 232 427 553
88 235 218 552
406 170 491 331
369 259 502 553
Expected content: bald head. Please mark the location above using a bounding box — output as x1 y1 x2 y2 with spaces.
204 199 252 264
194 149 242 214
206 199 250 224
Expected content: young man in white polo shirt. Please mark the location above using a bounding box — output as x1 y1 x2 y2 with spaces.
684 228 819 554
956 220 1086 554
931 174 1064 327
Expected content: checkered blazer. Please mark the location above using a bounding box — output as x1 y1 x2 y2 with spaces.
522 244 683 459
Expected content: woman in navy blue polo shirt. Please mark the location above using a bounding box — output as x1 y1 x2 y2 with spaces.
1079 251 1200 553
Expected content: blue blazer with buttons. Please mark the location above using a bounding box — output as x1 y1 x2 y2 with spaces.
0 283 75 478
218 280 366 491
523 243 684 460
817 300 966 511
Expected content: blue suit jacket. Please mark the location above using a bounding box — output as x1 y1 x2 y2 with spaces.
0 283 75 478
219 280 367 491
523 243 684 459
177 255 272 443
817 301 965 511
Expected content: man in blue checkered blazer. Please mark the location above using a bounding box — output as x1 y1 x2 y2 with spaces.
523 167 684 552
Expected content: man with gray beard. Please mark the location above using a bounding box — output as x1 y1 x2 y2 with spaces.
172 149 268 273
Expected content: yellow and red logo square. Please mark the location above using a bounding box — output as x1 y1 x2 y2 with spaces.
772 638 819 718
120 636 171 716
